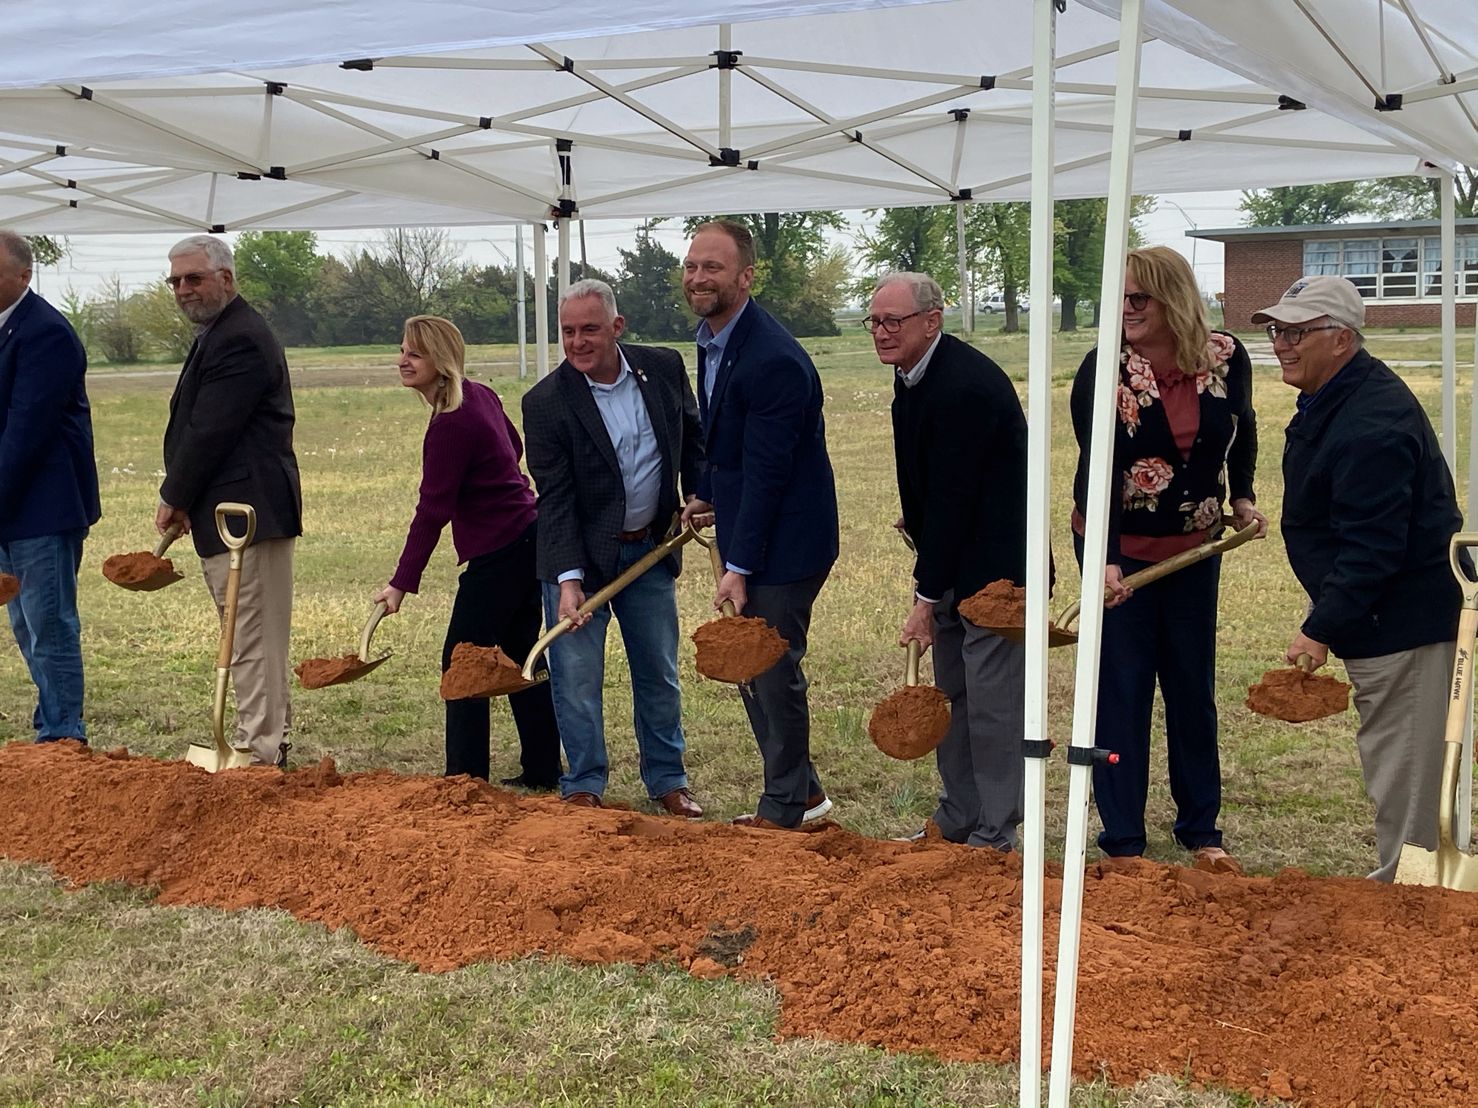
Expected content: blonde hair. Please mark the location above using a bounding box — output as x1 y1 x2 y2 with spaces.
1125 246 1210 375
402 315 465 414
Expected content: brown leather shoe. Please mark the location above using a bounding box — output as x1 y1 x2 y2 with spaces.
564 792 602 808
657 788 703 820
1192 845 1243 876
733 812 822 832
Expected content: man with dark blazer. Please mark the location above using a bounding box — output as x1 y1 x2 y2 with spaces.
679 220 840 831
522 279 706 817
871 272 1028 850
157 235 302 767
0 231 100 744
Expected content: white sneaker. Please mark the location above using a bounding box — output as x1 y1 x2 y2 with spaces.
803 794 833 822
892 827 927 844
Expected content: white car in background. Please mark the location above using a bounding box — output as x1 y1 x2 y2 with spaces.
982 294 1029 314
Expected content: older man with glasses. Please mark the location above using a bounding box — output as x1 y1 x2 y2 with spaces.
1259 274 1464 881
867 272 1031 850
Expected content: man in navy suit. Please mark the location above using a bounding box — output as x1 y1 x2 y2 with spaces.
679 220 840 831
0 231 101 744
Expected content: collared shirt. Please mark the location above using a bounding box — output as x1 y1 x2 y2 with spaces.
695 298 750 403
1294 356 1355 419
0 288 27 331
556 349 662 584
897 332 942 389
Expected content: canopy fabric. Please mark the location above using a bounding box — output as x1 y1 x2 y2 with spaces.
0 0 1445 233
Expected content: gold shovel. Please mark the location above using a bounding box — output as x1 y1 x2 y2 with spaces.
103 520 186 591
185 503 257 773
1395 532 1478 891
295 601 393 689
518 523 700 685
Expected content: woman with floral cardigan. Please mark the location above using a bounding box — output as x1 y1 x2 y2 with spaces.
1069 246 1267 874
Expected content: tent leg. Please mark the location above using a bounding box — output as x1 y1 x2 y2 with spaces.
557 217 572 302
1047 1 1144 1105
957 201 972 336
533 221 550 380
1019 3 1058 1106
515 225 528 380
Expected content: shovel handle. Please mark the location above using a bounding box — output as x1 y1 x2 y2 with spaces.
692 527 738 617
1294 652 1315 673
152 520 185 559
211 503 257 754
521 524 699 681
905 639 921 686
359 600 390 663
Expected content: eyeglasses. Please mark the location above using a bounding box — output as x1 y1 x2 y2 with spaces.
1123 292 1151 311
1265 323 1342 346
862 311 922 334
166 269 223 290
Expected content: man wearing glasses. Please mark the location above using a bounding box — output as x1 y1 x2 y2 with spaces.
1258 275 1462 881
868 272 1030 850
158 235 302 767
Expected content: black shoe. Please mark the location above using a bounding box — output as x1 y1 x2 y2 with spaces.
274 742 291 769
500 774 558 792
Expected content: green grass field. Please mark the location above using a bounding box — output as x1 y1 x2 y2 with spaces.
1 326 1471 1106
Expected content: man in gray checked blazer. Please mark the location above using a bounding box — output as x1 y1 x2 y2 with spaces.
521 278 707 817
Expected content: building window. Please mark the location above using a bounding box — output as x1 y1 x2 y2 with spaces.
1304 235 1478 298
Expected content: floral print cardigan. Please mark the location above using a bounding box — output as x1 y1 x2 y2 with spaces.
1069 331 1257 563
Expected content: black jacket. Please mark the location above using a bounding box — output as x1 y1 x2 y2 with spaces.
892 333 1031 602
522 343 703 591
161 296 302 558
1282 348 1462 659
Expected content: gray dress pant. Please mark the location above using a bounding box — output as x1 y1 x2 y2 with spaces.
1343 639 1454 882
931 593 1026 849
740 569 829 827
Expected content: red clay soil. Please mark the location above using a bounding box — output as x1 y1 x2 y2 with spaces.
958 579 1026 630
295 654 371 690
0 572 18 605
868 685 951 760
101 551 180 589
439 643 529 699
1246 666 1352 723
5 742 1478 1107
692 616 788 683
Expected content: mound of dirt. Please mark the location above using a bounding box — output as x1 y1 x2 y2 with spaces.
0 572 18 605
295 654 369 690
439 643 529 699
692 616 788 683
868 685 951 760
1246 666 1351 723
958 579 1025 630
101 551 180 588
4 741 1478 1107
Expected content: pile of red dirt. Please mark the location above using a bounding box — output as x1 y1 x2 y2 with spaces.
0 572 18 605
101 551 180 588
868 685 951 760
1246 665 1351 723
691 616 788 683
4 742 1478 1106
295 654 369 690
958 579 1026 630
439 643 529 699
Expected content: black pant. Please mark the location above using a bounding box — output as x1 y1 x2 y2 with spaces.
441 521 562 784
740 568 830 827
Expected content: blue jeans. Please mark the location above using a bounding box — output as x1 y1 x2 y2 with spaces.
0 528 88 742
541 538 687 800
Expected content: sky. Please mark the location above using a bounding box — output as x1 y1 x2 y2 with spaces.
29 190 1247 307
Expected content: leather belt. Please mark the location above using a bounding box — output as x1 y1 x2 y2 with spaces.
616 525 651 543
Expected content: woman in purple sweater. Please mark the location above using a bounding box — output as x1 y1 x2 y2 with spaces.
373 316 561 787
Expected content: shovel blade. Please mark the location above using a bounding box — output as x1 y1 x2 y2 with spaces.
185 742 254 773
1395 841 1478 891
981 623 1077 648
114 570 185 592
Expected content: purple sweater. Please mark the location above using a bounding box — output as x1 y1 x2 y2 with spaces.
390 380 538 593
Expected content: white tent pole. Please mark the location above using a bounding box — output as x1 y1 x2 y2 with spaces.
719 24 733 149
1469 268 1478 848
533 221 549 380
956 202 972 337
1019 3 1057 1106
1047 0 1143 1103
557 217 571 299
515 224 528 380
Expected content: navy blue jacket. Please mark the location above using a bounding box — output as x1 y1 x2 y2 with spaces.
0 290 100 542
1282 348 1462 659
696 300 838 586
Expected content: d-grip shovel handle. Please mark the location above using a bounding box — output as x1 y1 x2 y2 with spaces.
521 525 699 681
1435 533 1478 850
360 600 390 663
152 520 185 559
213 503 256 672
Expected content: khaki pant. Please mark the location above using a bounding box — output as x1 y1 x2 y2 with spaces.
1344 639 1454 882
201 537 295 765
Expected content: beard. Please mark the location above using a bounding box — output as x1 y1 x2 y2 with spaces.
684 283 737 319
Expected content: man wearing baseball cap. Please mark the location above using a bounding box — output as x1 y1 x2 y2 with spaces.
1257 275 1463 881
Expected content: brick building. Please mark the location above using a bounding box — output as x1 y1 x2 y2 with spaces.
1190 218 1478 331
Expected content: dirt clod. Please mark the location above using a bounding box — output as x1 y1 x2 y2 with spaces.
0 573 18 605
692 616 788 683
1246 666 1350 723
439 643 529 699
868 685 951 760
101 551 179 588
958 579 1025 630
295 653 369 690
